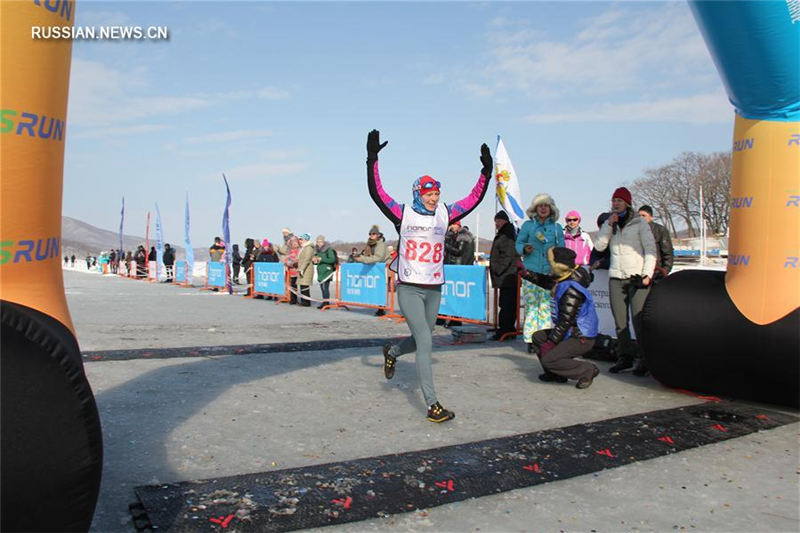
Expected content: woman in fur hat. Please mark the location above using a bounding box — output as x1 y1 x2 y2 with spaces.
516 193 565 351
523 247 600 388
365 129 492 423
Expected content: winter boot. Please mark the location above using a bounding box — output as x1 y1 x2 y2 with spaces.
608 356 633 374
631 357 649 376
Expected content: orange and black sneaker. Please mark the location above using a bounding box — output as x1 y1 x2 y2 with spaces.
427 402 455 423
383 343 396 380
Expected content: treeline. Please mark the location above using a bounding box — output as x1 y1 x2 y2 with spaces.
630 151 731 238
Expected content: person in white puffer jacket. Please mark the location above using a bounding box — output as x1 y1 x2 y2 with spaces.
593 186 656 376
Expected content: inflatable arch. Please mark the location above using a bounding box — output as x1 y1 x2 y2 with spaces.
0 1 796 530
641 1 799 407
1 1 103 531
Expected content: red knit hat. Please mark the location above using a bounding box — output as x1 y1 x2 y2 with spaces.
612 187 632 206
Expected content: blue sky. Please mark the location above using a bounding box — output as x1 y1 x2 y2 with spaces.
63 1 733 251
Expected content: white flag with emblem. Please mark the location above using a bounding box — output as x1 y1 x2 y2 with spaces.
494 135 525 229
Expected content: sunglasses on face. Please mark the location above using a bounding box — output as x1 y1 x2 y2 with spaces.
566 218 579 222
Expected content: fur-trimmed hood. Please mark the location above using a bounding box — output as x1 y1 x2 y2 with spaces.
526 193 560 222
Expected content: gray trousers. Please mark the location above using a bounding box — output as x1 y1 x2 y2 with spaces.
532 330 596 380
608 277 650 360
388 283 442 406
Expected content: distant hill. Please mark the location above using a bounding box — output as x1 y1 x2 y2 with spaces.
61 216 206 259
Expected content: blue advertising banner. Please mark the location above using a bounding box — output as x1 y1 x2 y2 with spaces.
253 262 285 295
340 263 387 306
207 261 226 288
175 261 187 283
439 265 487 321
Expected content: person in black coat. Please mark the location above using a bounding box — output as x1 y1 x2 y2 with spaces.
162 243 175 282
148 247 156 262
638 205 674 278
232 244 242 284
589 212 611 272
444 221 476 265
489 210 520 339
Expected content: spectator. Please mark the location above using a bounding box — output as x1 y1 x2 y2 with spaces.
313 235 337 309
70 254 76 267
444 220 475 265
231 244 242 284
356 224 389 316
64 255 69 266
347 247 359 263
296 234 315 307
134 245 147 278
163 243 175 282
256 239 279 262
209 237 225 262
241 238 257 295
589 212 611 272
355 224 388 264
85 255 92 270
109 249 117 274
638 205 674 279
523 247 600 388
124 251 132 276
148 246 157 262
516 193 565 352
563 210 593 266
594 187 657 376
276 228 293 260
284 236 300 304
489 210 520 340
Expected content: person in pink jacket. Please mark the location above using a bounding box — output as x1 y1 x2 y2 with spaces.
563 210 593 266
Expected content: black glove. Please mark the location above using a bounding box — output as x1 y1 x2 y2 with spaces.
480 143 493 176
629 274 647 289
367 129 388 160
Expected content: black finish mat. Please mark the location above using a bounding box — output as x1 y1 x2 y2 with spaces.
82 338 396 361
132 401 797 532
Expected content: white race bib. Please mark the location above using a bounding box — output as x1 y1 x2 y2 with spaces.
393 204 448 285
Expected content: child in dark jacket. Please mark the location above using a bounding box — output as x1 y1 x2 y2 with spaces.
522 247 600 389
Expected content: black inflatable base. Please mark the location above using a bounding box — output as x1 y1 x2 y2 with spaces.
132 401 797 532
641 270 800 407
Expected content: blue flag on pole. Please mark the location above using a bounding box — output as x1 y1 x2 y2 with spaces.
222 174 232 294
155 203 164 282
119 196 125 260
185 192 194 283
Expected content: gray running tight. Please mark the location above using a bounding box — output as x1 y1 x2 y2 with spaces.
388 283 442 406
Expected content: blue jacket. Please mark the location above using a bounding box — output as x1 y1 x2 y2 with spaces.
515 218 564 274
553 280 599 339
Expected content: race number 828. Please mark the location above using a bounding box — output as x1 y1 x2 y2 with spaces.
404 240 443 263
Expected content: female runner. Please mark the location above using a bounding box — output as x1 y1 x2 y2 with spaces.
366 129 492 423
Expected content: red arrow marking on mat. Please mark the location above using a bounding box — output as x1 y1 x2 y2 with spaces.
711 424 727 432
658 436 675 445
435 480 454 491
331 496 352 509
596 449 616 458
697 395 722 402
209 514 234 528
523 463 542 473
756 414 770 421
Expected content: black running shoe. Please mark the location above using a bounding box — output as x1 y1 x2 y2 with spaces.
427 402 455 423
383 343 396 380
539 372 568 383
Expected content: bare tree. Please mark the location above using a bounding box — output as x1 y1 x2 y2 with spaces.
631 151 732 238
